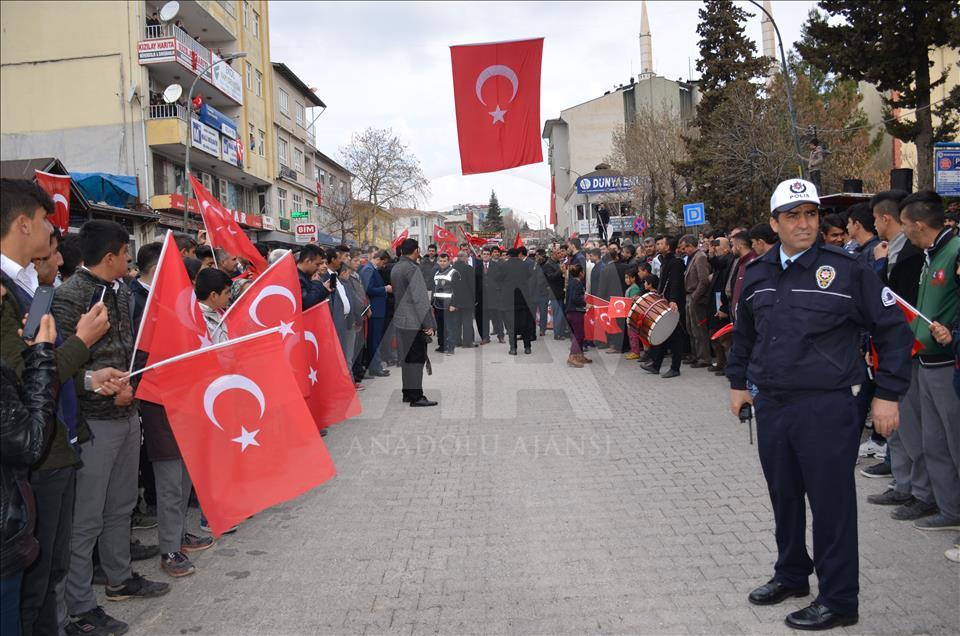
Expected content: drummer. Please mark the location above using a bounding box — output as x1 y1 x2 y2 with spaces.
726 178 913 630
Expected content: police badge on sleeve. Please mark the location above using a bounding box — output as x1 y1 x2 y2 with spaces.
815 265 836 289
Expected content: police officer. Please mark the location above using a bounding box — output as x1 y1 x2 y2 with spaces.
726 179 913 631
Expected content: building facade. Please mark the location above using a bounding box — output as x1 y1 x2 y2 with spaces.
313 149 354 245
390 208 447 248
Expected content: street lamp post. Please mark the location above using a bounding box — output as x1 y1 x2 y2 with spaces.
747 0 803 177
165 52 246 230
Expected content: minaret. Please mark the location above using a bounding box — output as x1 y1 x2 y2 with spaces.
638 0 654 80
760 1 778 83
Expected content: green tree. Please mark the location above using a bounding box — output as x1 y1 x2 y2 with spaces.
677 0 769 223
797 1 960 189
483 189 504 232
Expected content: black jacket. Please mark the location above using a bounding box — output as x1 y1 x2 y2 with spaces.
1 343 58 577
658 253 686 306
493 257 535 312
299 268 330 310
476 260 502 310
881 237 924 306
542 258 564 302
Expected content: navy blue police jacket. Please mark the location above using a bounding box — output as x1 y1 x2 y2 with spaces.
726 241 913 402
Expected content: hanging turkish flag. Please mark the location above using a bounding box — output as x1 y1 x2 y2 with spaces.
150 330 336 537
316 180 323 206
607 297 632 319
549 177 557 226
513 233 524 250
302 301 361 430
133 231 211 403
450 38 544 175
220 251 310 397
433 224 455 244
236 139 244 164
190 174 268 274
34 171 71 233
391 229 409 251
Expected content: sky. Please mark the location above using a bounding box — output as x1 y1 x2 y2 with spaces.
269 0 817 227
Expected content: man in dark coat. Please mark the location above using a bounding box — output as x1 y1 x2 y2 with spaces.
475 247 503 344
361 250 391 377
391 239 437 407
493 248 535 354
641 235 686 378
453 246 476 347
542 249 567 339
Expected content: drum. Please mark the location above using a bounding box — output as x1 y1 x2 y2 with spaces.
627 292 679 346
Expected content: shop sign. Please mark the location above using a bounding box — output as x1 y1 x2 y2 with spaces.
138 38 175 63
295 223 318 243
175 40 210 78
576 174 641 194
262 215 276 231
190 119 220 157
168 193 200 214
199 104 238 139
221 137 242 167
210 53 244 105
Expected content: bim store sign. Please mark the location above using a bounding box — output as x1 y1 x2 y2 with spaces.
576 175 641 194
191 119 220 157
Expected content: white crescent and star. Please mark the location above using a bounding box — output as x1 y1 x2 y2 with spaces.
475 64 519 126
202 375 265 451
52 193 69 215
304 330 319 385
613 299 627 314
248 285 297 332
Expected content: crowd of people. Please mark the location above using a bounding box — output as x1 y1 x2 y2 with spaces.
1 173 958 635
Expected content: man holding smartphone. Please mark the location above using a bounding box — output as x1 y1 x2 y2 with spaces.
52 220 170 633
0 179 127 636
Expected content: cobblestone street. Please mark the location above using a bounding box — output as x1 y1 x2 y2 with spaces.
113 338 958 635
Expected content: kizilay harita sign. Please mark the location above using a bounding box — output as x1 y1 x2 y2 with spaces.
576 175 640 194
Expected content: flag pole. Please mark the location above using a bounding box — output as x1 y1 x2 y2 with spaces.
891 289 933 325
215 250 292 329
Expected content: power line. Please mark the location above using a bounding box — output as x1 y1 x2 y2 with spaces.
795 94 953 135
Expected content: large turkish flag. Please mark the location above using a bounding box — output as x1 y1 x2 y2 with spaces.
221 252 310 397
151 330 336 537
34 170 71 233
450 38 543 175
134 231 211 403
190 174 268 274
302 301 361 430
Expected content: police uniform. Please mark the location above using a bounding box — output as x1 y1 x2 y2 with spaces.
726 183 913 627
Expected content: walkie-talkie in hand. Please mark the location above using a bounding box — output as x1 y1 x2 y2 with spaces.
738 403 754 445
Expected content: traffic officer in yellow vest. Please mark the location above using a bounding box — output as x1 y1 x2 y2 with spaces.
727 179 913 631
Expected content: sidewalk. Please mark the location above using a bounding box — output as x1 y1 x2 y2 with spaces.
113 336 959 635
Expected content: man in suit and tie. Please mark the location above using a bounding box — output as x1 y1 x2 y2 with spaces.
361 250 392 377
476 247 504 344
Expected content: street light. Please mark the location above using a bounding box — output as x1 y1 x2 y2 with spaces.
163 51 247 229
747 0 803 177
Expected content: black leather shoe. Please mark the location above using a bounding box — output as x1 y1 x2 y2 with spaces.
639 362 660 374
409 397 438 407
748 580 810 606
369 369 390 377
497 336 505 343
785 602 857 631
402 395 412 403
661 368 680 379
524 346 532 354
508 348 518 355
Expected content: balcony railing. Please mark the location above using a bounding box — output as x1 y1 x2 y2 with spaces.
142 24 212 77
148 103 189 121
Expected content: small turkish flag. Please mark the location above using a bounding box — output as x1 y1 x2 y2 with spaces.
191 174 268 274
221 252 310 397
513 233 524 249
34 171 71 233
585 307 606 344
462 230 487 248
134 231 212 403
151 330 336 537
598 307 621 334
302 301 361 429
608 296 632 319
450 38 544 175
585 293 608 308
391 229 409 251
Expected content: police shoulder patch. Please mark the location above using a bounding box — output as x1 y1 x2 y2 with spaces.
881 287 896 307
815 265 836 289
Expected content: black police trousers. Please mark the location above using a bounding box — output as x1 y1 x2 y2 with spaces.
754 387 861 615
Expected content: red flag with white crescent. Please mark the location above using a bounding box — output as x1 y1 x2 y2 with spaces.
190 174 268 274
220 251 310 397
433 224 455 244
461 229 487 248
585 293 608 308
391 229 409 251
450 38 544 175
150 330 336 537
301 301 361 429
585 306 606 344
34 170 71 233
513 233 524 249
607 296 632 319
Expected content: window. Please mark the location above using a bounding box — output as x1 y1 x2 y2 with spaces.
245 62 253 90
242 0 249 27
278 136 287 165
201 172 213 192
294 148 303 172
258 129 265 157
410 218 419 227
248 123 255 150
316 167 324 182
277 188 287 217
258 191 268 215
252 10 260 38
292 192 303 216
218 178 228 201
255 70 262 97
295 102 305 127
279 89 289 115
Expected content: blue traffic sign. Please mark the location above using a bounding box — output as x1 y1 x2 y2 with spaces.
683 202 706 226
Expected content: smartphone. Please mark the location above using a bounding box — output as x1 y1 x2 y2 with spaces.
22 286 55 341
87 284 107 311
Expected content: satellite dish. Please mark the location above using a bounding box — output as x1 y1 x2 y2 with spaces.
162 84 183 104
158 1 180 22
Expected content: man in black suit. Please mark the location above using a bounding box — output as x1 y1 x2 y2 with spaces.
454 245 477 347
493 248 535 354
475 247 503 344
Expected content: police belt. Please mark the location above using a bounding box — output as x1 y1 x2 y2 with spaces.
434 292 453 298
756 385 860 405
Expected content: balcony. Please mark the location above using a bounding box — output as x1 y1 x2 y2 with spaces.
138 23 242 107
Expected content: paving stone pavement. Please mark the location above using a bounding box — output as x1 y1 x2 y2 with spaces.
111 336 958 635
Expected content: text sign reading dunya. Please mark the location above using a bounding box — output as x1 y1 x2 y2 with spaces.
576 175 641 194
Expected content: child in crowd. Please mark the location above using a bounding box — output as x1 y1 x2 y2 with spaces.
643 275 659 294
564 264 589 368
195 268 232 345
624 269 643 360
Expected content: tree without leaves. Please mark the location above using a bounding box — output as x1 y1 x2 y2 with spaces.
797 1 960 189
318 188 368 244
340 127 430 211
483 190 504 232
